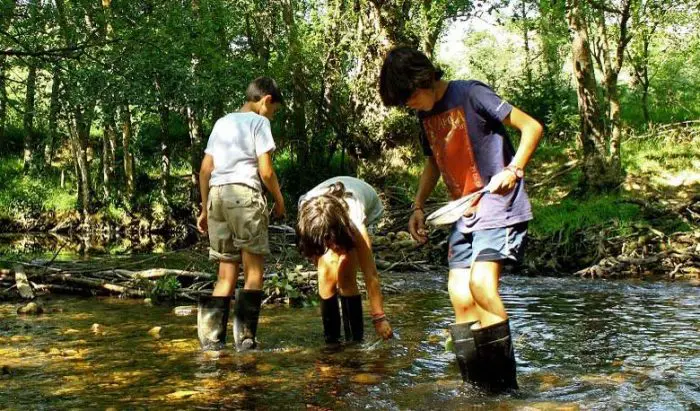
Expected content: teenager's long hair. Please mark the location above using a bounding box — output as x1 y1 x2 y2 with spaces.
296 182 355 259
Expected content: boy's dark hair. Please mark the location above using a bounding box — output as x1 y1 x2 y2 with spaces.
379 46 444 107
246 76 283 104
296 183 355 259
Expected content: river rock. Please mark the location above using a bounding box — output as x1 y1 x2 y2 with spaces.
390 239 416 250
91 323 104 334
167 390 199 399
148 326 162 338
351 373 382 384
17 302 44 315
173 306 197 316
395 231 412 241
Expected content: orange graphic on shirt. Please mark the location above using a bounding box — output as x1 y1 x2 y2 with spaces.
423 107 483 199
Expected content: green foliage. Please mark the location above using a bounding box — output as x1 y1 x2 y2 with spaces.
148 275 181 301
0 0 698 224
263 269 315 307
0 157 75 219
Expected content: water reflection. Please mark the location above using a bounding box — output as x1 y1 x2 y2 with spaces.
1 271 699 409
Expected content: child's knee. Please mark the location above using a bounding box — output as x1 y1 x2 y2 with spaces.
448 276 476 309
469 276 498 306
338 281 359 296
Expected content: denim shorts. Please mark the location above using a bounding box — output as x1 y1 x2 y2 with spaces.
447 222 528 269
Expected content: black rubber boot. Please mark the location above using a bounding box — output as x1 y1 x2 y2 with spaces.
449 321 481 384
320 294 341 344
472 319 518 392
197 295 231 351
340 294 364 342
233 289 263 352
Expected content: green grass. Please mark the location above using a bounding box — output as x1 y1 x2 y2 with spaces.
0 157 76 220
530 195 641 239
622 133 700 175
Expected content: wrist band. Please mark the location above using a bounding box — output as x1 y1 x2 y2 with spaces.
372 314 387 324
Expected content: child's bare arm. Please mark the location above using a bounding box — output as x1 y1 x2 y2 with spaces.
409 157 440 243
352 224 393 339
257 152 286 218
197 154 214 233
490 107 543 195
503 107 543 171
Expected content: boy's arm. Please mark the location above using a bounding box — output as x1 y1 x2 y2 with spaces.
409 156 440 243
257 152 286 218
489 107 543 195
352 224 393 339
197 154 214 233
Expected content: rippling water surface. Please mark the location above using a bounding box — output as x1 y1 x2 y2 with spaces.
1 269 699 409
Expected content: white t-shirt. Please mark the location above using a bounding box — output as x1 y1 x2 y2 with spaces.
204 112 276 191
298 176 384 228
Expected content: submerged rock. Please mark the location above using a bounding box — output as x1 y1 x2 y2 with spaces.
91 323 104 335
173 306 197 316
17 302 44 315
351 373 382 385
167 390 200 399
148 326 162 338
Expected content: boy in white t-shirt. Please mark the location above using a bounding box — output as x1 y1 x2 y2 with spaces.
196 77 286 352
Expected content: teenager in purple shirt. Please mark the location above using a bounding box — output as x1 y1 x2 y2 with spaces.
379 47 543 392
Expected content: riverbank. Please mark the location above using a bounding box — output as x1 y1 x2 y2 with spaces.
1 130 698 290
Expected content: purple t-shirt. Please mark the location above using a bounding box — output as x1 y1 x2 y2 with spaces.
418 80 532 233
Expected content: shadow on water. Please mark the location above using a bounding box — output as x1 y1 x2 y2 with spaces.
0 247 699 409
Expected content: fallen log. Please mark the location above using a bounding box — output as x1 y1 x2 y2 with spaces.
94 268 215 280
52 273 146 297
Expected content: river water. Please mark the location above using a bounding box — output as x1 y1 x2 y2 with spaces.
1 260 698 410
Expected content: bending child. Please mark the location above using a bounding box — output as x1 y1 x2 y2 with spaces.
196 77 286 352
379 47 543 391
296 176 393 344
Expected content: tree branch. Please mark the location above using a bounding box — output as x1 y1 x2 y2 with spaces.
585 0 621 14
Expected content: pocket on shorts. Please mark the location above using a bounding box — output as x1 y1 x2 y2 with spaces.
224 195 253 209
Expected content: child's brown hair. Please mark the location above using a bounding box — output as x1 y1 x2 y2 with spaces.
296 183 355 259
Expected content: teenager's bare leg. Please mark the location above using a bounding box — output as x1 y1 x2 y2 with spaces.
212 260 240 297
317 250 339 299
469 260 507 327
242 251 264 290
337 251 360 297
448 268 483 324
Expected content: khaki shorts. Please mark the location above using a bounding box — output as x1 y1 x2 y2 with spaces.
207 184 269 262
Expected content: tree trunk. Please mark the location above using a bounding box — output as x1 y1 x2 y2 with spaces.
158 102 170 204
23 60 37 171
282 0 308 165
521 0 533 87
0 1 16 142
45 64 61 167
0 55 7 142
68 107 92 216
567 0 616 192
641 84 650 125
119 104 135 201
101 110 117 199
186 106 203 205
606 72 622 173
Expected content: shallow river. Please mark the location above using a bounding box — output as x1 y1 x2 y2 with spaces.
1 264 698 410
